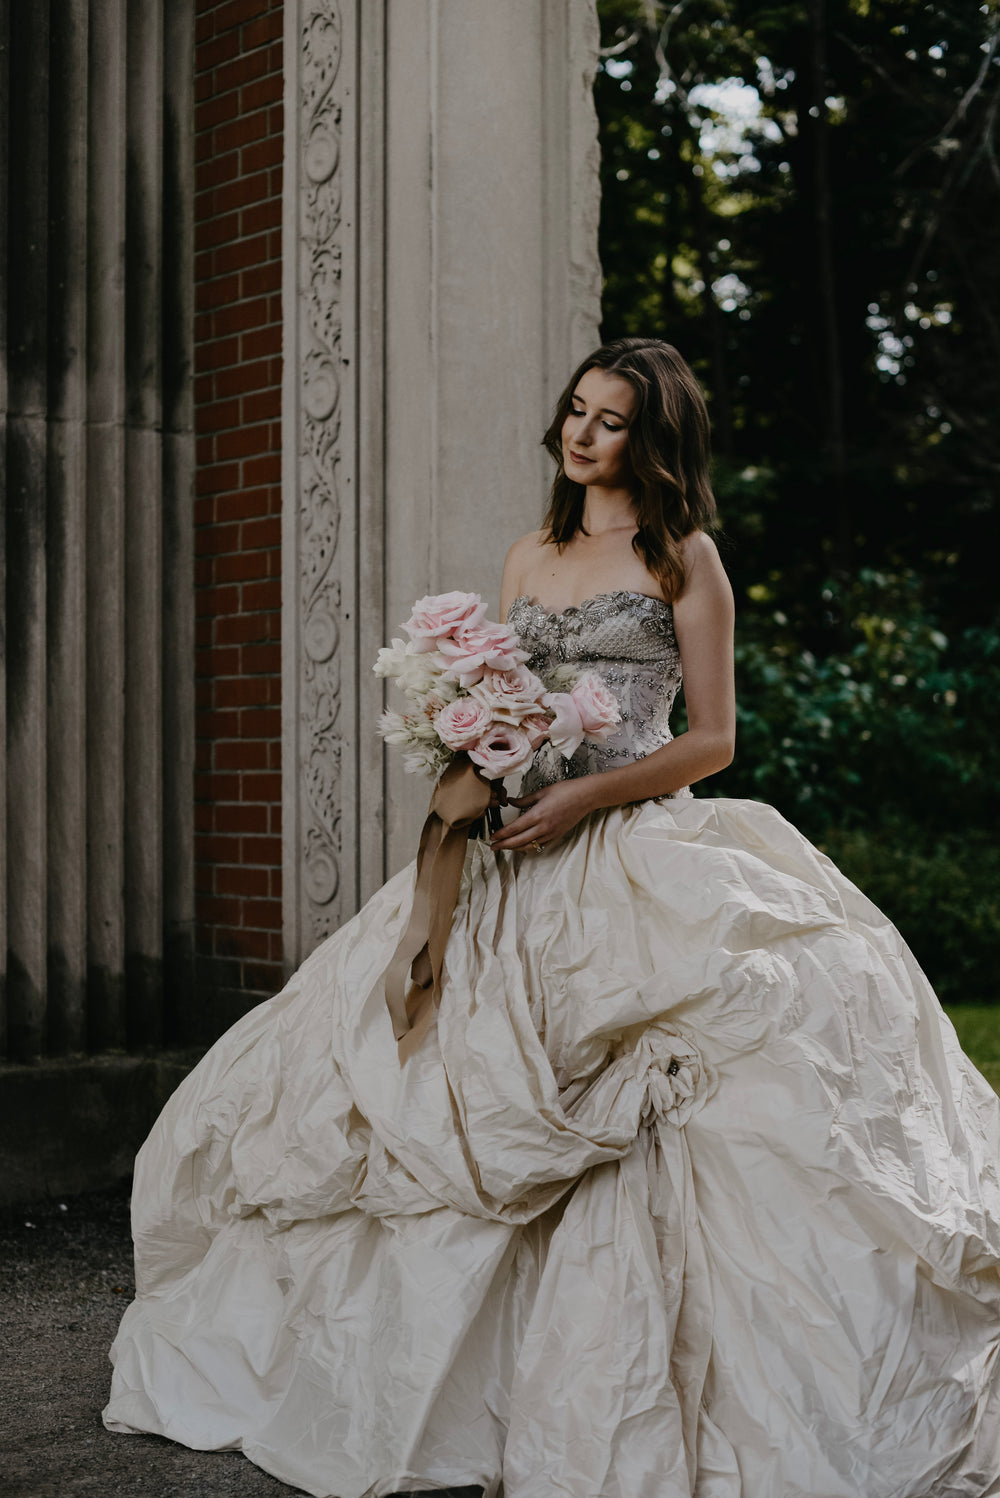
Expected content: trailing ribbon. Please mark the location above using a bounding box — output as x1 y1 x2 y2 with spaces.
384 754 492 1065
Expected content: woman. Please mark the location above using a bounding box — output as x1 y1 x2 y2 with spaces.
105 338 1000 1498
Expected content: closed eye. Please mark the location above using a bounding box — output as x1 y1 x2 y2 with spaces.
570 404 624 432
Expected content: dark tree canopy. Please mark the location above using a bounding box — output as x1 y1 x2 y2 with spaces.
596 0 1000 632
595 2 1000 998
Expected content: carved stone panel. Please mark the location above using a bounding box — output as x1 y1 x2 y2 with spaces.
284 0 356 959
282 0 601 970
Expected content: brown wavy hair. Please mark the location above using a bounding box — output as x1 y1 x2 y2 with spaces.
541 337 717 602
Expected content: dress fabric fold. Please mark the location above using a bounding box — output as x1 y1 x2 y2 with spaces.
104 593 1000 1498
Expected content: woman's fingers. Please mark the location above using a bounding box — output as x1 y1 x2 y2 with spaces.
489 790 555 849
491 818 549 850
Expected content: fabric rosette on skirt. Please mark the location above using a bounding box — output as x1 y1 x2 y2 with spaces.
626 1023 716 1128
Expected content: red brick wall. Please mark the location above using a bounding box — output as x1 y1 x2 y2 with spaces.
193 0 284 1026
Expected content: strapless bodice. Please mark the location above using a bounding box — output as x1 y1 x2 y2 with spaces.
507 590 687 794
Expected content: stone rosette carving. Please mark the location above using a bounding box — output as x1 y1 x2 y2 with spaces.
298 0 345 939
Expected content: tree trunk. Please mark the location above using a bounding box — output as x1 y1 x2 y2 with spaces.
809 0 850 573
685 136 733 459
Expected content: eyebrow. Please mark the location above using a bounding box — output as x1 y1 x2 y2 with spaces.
571 390 629 423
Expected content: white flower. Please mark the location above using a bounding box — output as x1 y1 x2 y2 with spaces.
424 677 461 710
409 714 443 744
372 637 410 679
376 709 413 747
543 663 583 692
397 651 449 701
402 741 454 778
374 636 454 704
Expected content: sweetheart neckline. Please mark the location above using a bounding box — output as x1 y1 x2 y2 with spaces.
510 589 673 622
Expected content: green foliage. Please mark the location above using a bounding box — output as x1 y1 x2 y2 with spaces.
944 1006 1000 1089
595 0 1000 629
702 570 1000 839
817 826 1000 1008
595 3 1000 1001
677 571 1000 1002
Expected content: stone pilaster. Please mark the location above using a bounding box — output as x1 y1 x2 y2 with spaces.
281 0 602 967
0 0 195 1060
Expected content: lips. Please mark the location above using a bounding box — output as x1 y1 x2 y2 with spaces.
567 450 595 465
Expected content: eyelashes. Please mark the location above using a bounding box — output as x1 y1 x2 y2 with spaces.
569 406 624 433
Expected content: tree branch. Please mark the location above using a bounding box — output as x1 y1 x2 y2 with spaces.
895 25 1000 179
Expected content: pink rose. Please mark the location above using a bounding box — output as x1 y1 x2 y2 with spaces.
570 673 621 743
438 623 529 687
434 697 494 751
468 665 546 725
521 713 552 750
467 725 535 777
402 591 487 653
542 692 585 759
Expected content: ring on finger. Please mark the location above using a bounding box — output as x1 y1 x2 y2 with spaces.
529 839 544 853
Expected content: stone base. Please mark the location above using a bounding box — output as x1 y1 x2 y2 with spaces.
0 1052 200 1206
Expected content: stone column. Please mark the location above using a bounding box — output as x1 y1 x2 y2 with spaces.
4 0 51 1059
0 0 195 1060
281 0 602 967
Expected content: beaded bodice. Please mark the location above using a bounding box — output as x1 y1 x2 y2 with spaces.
507 590 688 795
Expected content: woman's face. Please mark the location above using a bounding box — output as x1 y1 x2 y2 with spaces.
561 366 637 490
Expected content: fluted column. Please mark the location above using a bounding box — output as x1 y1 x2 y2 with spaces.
161 0 196 1046
0 0 8 1056
123 0 165 1048
0 0 195 1060
5 0 51 1060
47 0 90 1054
84 0 128 1051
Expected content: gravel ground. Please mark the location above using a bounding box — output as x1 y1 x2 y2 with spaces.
0 1188 482 1498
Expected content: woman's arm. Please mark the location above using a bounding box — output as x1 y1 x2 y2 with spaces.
490 533 735 851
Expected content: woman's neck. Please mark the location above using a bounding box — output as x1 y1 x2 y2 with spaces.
581 485 637 535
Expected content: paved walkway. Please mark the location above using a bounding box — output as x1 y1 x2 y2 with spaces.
0 1189 481 1498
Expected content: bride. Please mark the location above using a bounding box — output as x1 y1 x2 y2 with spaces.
104 338 1000 1498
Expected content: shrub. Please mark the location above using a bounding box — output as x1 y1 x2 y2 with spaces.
683 570 1000 1004
816 825 1000 1007
698 569 1000 844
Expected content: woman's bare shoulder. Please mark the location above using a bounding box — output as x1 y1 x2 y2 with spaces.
679 529 721 565
676 530 733 609
500 529 551 616
505 528 550 564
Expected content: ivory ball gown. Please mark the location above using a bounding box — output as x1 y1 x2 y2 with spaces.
104 591 1000 1498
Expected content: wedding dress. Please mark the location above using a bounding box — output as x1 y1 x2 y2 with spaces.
104 591 1000 1498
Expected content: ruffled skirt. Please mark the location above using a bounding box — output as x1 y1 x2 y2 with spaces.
104 796 1000 1497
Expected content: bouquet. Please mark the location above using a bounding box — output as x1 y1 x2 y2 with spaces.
374 590 621 781
375 591 621 1061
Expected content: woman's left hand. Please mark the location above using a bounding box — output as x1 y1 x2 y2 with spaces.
489 778 598 854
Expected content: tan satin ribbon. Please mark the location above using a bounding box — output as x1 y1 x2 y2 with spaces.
384 753 492 1065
